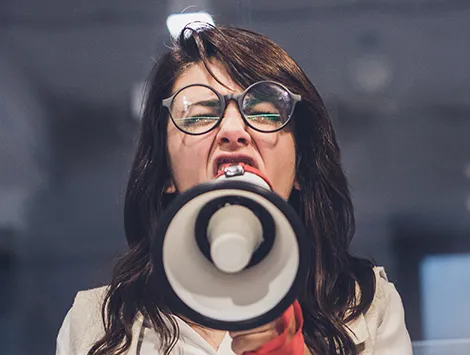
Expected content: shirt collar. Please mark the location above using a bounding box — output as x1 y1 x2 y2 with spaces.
345 313 369 345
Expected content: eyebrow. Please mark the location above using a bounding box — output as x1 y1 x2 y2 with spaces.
189 99 220 108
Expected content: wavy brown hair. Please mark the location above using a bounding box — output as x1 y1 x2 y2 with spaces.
88 24 375 355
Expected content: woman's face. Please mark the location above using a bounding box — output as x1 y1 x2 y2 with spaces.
166 60 297 200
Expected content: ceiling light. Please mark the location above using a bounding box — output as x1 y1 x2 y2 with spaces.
166 12 214 40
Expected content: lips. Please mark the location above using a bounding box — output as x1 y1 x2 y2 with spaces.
212 155 258 176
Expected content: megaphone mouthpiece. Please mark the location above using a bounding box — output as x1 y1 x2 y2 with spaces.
208 203 263 273
216 163 272 191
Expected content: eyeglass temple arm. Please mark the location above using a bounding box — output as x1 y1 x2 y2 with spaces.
292 93 301 103
162 96 173 109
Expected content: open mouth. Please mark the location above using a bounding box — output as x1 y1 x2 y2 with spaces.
213 157 257 176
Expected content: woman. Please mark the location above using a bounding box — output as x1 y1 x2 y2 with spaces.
56 24 412 355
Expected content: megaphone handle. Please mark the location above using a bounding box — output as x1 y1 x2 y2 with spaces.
244 301 305 355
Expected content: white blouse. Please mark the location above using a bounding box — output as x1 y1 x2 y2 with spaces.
56 267 412 355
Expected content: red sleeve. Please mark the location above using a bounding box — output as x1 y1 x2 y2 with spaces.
245 300 305 355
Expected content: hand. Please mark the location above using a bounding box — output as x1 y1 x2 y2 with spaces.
229 306 297 355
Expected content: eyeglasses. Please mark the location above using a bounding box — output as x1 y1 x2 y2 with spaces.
162 81 301 135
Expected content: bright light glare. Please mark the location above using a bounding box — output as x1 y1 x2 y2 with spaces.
166 12 214 39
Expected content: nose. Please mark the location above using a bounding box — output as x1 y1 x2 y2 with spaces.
216 101 251 147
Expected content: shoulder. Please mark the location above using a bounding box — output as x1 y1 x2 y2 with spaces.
347 267 412 354
72 285 109 314
70 285 109 334
369 266 395 317
56 286 109 355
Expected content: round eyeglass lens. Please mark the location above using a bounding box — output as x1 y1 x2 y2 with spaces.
170 85 223 134
242 82 294 131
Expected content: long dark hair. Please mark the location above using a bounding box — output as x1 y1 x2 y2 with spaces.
88 24 375 355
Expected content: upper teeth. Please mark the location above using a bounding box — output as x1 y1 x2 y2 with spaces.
217 161 251 174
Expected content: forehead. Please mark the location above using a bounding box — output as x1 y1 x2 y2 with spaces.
173 61 243 95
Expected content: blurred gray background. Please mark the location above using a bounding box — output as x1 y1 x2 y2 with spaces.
1 0 469 353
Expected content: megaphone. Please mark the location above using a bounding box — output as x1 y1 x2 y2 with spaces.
151 164 310 331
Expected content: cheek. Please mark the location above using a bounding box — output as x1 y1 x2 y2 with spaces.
271 154 296 198
258 134 296 199
166 130 214 191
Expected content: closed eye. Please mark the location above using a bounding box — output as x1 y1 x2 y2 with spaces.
245 113 281 121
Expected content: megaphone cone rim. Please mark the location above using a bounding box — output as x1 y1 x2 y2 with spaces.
150 180 311 331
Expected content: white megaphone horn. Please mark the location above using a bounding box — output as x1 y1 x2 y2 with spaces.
150 163 310 331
